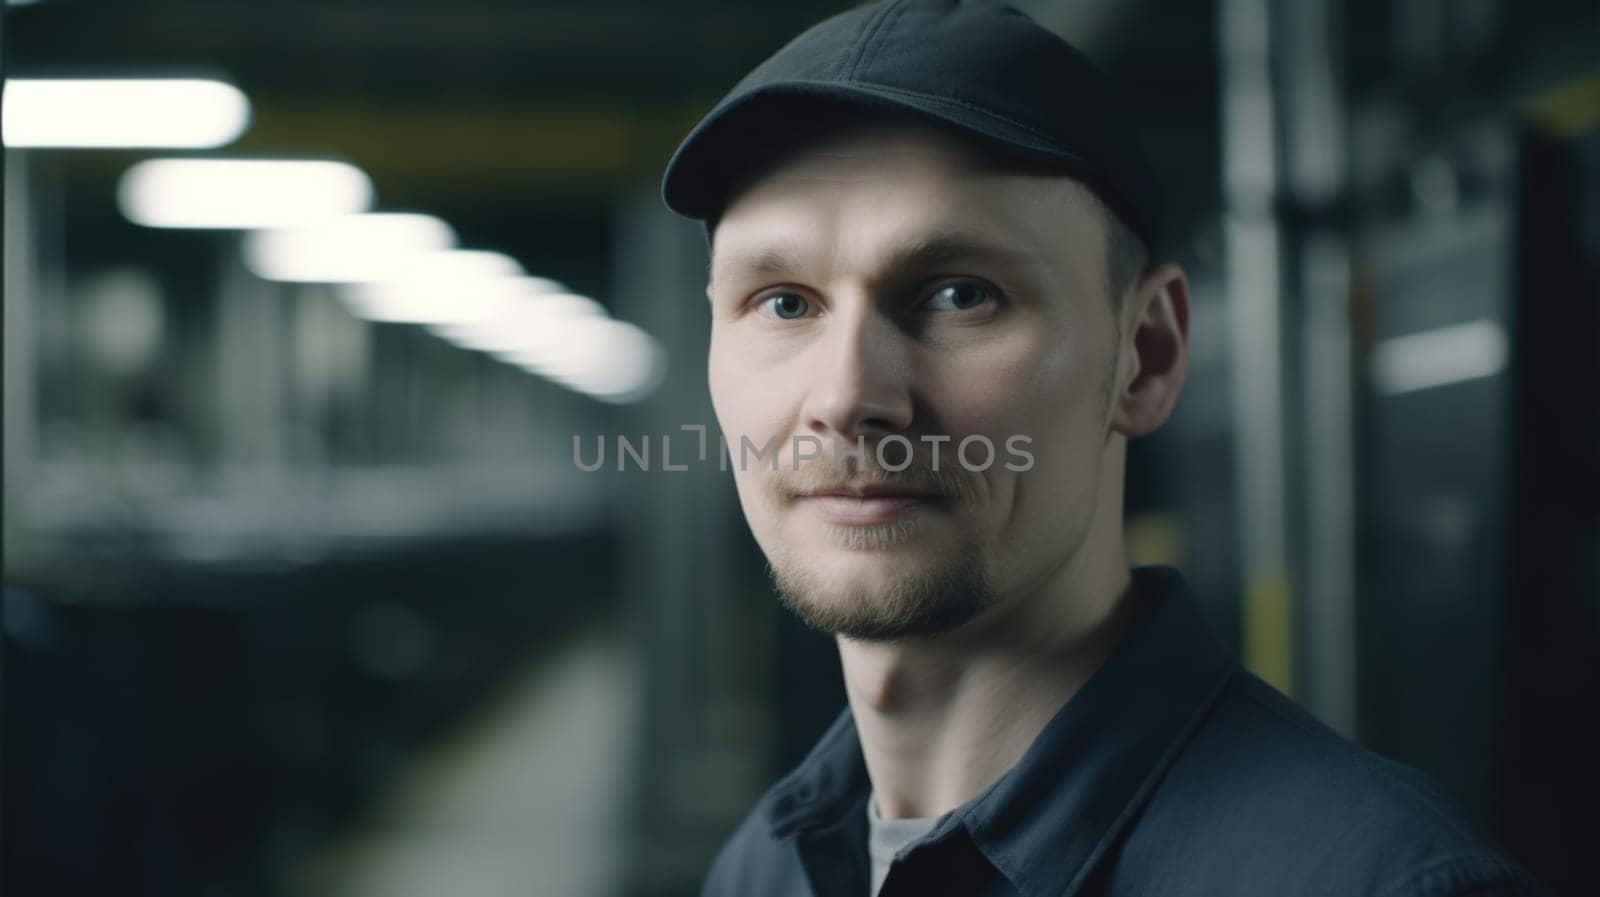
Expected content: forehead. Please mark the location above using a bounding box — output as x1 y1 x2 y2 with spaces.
709 122 1105 284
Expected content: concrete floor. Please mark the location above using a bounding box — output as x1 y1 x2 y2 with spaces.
294 633 638 897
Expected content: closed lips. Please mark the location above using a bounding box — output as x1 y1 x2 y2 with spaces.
801 488 942 499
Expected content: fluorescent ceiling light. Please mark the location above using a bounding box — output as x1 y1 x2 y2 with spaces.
4 78 250 148
432 286 607 352
341 251 525 324
244 213 457 282
502 318 666 403
551 352 666 403
413 277 659 402
118 158 372 229
1368 319 1508 395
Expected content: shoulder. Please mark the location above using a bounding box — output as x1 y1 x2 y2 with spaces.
698 707 869 896
698 791 806 897
1111 670 1544 897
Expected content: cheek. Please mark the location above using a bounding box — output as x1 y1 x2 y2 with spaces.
708 335 762 439
707 340 734 428
1008 357 1109 540
729 465 772 538
928 328 1107 538
924 325 1101 443
709 333 803 447
709 337 787 534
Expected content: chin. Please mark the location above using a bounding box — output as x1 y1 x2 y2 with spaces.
795 506 962 551
767 541 996 641
818 556 917 596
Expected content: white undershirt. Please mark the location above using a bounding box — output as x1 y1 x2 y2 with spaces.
865 790 943 897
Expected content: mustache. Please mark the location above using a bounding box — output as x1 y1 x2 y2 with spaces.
769 444 980 506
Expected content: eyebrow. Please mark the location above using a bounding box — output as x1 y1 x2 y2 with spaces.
708 229 1043 294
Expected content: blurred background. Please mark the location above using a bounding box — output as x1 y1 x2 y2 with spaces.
2 0 1597 895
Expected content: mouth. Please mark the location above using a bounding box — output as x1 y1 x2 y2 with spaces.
794 488 947 525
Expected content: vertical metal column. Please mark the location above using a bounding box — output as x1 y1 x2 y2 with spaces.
4 150 37 557
610 190 774 897
216 243 288 477
1280 0 1358 736
1218 0 1293 694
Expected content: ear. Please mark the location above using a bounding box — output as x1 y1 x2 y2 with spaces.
1110 262 1190 438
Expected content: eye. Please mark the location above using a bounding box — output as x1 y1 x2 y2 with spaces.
922 281 993 312
757 291 813 320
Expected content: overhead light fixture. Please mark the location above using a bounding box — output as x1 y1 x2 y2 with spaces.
1368 319 1508 395
118 158 373 229
500 317 666 403
431 284 607 352
548 351 667 403
244 213 457 282
4 78 250 148
341 250 524 324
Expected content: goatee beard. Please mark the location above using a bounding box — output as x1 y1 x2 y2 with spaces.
767 541 995 642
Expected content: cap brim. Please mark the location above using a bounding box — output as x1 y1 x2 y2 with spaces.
660 80 1093 221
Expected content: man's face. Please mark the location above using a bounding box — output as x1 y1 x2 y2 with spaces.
706 122 1125 642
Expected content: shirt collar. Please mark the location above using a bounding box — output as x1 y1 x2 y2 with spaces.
762 565 1237 897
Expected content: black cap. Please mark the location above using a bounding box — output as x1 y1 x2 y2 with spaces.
660 0 1160 251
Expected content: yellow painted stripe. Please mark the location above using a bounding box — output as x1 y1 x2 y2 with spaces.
1244 567 1293 695
1524 68 1600 139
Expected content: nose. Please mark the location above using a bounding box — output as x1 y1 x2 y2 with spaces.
800 301 915 442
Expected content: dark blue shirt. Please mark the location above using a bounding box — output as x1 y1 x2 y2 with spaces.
701 566 1546 897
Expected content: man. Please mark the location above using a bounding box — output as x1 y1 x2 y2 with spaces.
659 2 1546 895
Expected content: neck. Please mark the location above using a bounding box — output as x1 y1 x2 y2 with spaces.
840 475 1138 820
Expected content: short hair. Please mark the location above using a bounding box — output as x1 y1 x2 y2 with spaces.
1097 194 1151 306
703 99 1151 308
